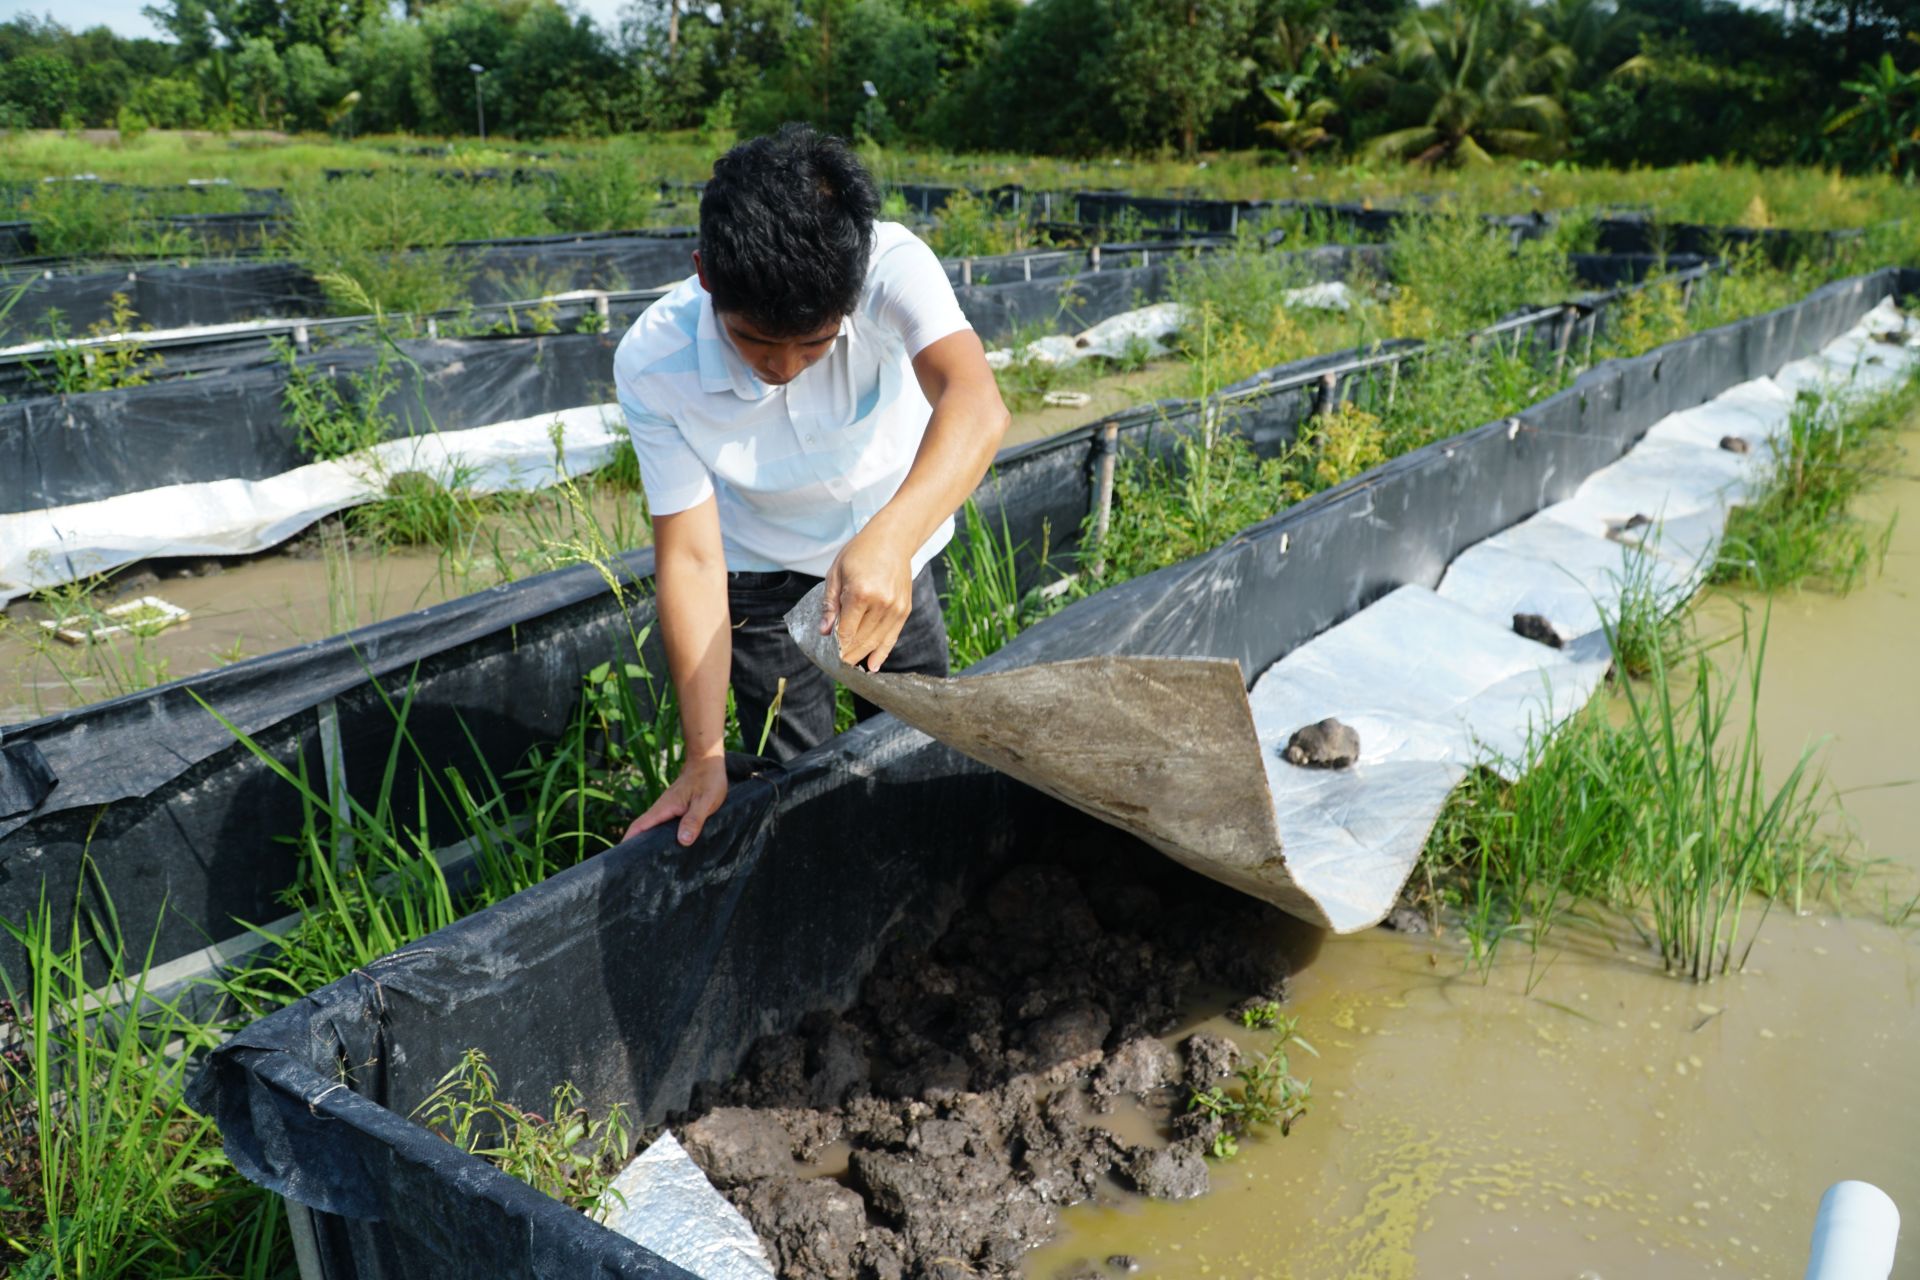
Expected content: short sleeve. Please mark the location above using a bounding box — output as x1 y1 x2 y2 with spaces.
616 380 713 517
865 226 973 357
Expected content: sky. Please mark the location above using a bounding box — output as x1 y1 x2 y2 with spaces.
0 0 638 42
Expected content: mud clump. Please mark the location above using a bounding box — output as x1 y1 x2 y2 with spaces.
1283 717 1360 769
1607 512 1654 544
665 854 1298 1279
1511 612 1564 648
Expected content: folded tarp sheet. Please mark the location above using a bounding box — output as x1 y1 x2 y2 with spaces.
184 270 1910 1280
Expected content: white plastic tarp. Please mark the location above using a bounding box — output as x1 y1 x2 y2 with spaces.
594 1131 775 1280
0 403 626 602
983 286 1354 371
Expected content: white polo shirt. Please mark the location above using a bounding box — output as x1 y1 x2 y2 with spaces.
613 221 972 577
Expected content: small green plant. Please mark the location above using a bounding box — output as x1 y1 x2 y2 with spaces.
547 152 658 232
1386 207 1578 339
27 294 165 394
1188 1016 1316 1159
924 190 1026 258
413 1048 632 1213
278 340 399 461
1237 999 1285 1029
1604 539 1692 680
943 498 1034 669
350 466 485 551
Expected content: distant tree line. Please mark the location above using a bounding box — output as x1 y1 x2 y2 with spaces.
1 0 1917 172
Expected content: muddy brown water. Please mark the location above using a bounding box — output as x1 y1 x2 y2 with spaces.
1003 361 1191 449
0 488 645 723
1023 431 1920 1279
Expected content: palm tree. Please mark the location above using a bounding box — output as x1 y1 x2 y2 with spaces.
1258 81 1339 159
1358 0 1575 166
1539 0 1640 87
1257 34 1346 160
1823 39 1920 175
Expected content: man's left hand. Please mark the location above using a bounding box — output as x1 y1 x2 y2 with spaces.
821 523 914 670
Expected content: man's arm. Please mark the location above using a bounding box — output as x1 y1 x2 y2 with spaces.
625 495 731 846
825 328 1011 669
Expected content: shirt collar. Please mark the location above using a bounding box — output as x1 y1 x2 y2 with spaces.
697 290 765 400
697 290 853 401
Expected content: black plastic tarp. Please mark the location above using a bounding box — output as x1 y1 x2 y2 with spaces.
1592 211 1866 263
182 268 1906 1280
0 248 1299 514
0 330 624 515
0 259 1856 990
0 231 701 342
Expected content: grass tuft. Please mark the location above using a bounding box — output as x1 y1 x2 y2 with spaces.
1711 377 1918 594
1421 610 1850 983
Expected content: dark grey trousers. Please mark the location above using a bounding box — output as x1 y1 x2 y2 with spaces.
726 565 949 762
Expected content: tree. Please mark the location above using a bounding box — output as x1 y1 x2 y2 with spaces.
339 14 439 132
0 52 80 127
1539 0 1639 86
282 40 346 130
1357 0 1574 164
129 74 207 127
233 34 287 126
963 0 1122 152
1248 0 1351 157
1105 0 1260 155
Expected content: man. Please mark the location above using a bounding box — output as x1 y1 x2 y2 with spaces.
615 124 1010 848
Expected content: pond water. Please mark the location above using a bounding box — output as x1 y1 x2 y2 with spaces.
0 486 642 722
1024 426 1920 1279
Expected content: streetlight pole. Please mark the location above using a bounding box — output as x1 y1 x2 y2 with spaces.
469 63 486 140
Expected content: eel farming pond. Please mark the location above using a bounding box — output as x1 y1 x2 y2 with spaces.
1017 418 1920 1278
0 374 1159 722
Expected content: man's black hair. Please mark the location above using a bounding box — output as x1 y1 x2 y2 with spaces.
699 123 880 338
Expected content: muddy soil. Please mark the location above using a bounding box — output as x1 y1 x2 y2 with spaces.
662 844 1305 1279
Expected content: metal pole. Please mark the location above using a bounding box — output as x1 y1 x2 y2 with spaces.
470 65 486 140
1090 421 1121 578
284 1197 326 1280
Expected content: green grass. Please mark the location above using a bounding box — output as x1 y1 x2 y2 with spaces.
1422 610 1847 983
1711 376 1919 594
7 131 1920 235
1385 207 1582 339
0 883 288 1279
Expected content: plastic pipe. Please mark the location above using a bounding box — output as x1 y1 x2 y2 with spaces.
1804 1181 1900 1280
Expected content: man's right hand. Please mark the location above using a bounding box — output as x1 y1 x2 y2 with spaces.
625 754 728 847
